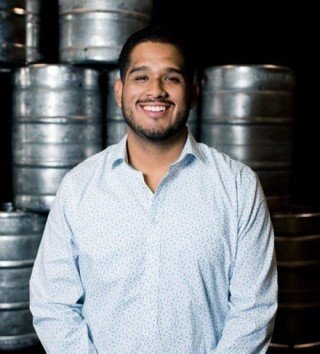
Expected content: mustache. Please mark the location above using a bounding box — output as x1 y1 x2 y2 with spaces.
137 99 174 105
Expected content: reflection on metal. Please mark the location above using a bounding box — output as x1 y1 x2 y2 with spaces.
0 202 46 351
201 65 294 209
59 0 153 63
13 65 102 212
0 0 41 63
105 69 126 146
271 206 320 349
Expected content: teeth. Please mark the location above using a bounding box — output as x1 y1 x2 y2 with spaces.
142 105 166 112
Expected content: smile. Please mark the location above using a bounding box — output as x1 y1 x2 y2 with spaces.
142 105 167 112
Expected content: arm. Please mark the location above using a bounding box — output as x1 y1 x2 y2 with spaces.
29 173 97 354
215 167 278 354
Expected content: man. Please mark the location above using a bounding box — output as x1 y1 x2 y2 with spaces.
30 26 277 353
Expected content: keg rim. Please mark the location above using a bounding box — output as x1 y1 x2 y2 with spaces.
0 203 42 218
203 64 293 72
269 340 320 349
272 206 320 219
0 210 30 218
14 63 100 74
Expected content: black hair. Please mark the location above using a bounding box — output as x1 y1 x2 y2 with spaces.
118 25 197 83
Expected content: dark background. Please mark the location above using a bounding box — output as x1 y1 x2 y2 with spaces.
1 1 319 208
154 2 319 208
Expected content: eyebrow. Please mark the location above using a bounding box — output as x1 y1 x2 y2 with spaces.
129 66 184 76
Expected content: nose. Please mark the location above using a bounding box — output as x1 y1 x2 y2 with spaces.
146 78 168 99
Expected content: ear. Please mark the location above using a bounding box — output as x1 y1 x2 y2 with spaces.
190 83 199 109
114 79 123 108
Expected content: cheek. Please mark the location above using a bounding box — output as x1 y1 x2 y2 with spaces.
122 87 141 106
172 88 189 103
176 93 190 112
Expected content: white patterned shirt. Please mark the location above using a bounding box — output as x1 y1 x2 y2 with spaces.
30 126 277 354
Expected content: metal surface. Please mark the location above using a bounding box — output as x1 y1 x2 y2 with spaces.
59 0 153 63
0 0 41 63
105 69 125 146
268 341 320 353
272 206 320 236
200 65 294 207
202 65 294 92
13 64 102 212
0 202 46 350
271 207 320 346
201 124 293 167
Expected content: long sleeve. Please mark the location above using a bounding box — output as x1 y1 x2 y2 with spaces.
29 173 97 354
214 167 278 354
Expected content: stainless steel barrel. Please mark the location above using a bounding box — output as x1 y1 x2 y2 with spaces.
270 207 320 349
106 69 126 146
0 202 46 351
13 64 102 212
59 0 153 64
201 65 294 209
0 0 41 63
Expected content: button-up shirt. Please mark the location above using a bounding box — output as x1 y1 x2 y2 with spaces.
30 126 277 354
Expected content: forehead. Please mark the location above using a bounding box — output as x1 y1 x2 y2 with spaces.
128 42 184 71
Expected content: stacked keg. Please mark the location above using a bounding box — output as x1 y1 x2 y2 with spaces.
1 0 154 351
200 66 320 353
200 65 294 211
1 1 43 349
0 0 41 64
0 202 46 351
268 207 320 353
59 0 153 64
12 64 102 212
105 69 125 146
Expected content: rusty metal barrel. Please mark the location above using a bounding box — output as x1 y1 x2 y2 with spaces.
0 202 46 351
269 207 320 352
0 0 41 64
12 64 102 212
59 0 153 64
200 65 294 210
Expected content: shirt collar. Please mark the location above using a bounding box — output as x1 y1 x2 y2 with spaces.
109 126 205 170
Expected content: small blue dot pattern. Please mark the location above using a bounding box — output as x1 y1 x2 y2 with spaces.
30 126 278 354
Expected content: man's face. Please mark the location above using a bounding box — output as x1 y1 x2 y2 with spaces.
115 41 198 142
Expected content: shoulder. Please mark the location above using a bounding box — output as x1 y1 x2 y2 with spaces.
59 145 116 193
197 142 263 205
68 148 109 179
199 142 257 181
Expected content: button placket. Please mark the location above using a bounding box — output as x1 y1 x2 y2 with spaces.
143 184 166 344
143 204 161 341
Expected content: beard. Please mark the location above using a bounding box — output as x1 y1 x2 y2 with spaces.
121 102 190 142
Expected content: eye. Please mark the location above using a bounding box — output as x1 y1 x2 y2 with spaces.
134 75 148 81
165 76 181 83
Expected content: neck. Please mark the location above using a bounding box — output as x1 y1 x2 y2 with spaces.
126 127 188 173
